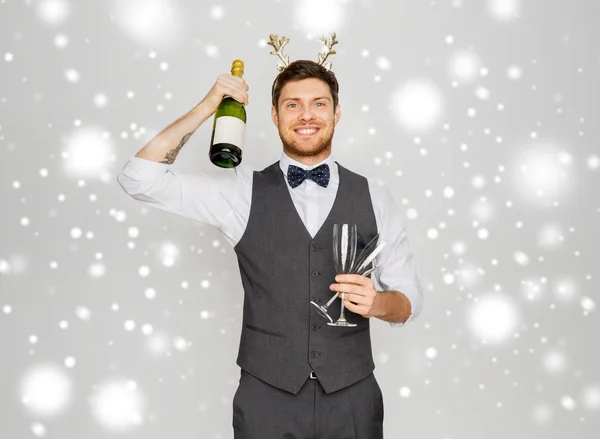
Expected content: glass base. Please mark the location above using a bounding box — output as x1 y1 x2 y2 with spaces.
327 320 357 327
310 301 334 323
311 301 357 326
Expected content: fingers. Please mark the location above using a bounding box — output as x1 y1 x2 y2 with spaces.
200 72 251 116
335 274 371 286
341 293 365 305
219 72 248 88
330 284 367 302
343 298 361 310
216 74 249 105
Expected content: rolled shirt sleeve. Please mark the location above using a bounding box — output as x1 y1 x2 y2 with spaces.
372 185 424 328
116 156 252 245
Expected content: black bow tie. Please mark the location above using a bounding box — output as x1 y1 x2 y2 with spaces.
287 163 330 188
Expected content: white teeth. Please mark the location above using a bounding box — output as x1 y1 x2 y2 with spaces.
296 128 318 134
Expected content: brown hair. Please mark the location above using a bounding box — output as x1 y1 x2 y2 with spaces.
271 60 339 111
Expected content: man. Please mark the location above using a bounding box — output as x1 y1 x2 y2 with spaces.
117 59 423 439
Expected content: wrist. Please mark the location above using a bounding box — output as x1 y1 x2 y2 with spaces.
373 290 412 324
373 291 388 319
192 101 217 125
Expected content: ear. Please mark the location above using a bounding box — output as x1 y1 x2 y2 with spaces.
334 103 341 126
271 105 279 126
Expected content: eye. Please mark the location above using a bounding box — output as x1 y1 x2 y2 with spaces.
315 102 325 107
287 103 297 108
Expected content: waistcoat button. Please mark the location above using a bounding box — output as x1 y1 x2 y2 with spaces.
310 351 318 358
311 244 319 251
312 324 320 331
311 271 319 277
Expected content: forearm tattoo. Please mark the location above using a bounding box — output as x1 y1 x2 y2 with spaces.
160 132 193 164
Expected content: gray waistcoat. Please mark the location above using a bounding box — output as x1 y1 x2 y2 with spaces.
233 161 378 394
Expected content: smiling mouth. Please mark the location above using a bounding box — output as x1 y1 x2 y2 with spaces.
294 127 320 137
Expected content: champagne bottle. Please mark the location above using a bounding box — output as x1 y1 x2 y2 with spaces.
209 60 246 168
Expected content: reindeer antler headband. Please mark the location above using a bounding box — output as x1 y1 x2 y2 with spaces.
267 33 339 72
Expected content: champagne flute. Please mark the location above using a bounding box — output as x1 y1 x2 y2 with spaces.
350 233 381 274
327 224 358 327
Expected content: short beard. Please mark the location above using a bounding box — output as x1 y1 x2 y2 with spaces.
277 125 335 158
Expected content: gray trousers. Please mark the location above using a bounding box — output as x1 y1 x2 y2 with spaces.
232 370 384 439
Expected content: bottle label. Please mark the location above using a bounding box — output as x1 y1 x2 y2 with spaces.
213 116 245 150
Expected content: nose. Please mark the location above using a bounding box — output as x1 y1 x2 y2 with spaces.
299 106 316 122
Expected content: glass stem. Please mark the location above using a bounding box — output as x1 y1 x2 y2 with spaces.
325 292 339 308
339 292 346 320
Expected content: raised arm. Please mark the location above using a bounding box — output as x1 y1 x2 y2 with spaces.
116 73 252 240
135 73 249 163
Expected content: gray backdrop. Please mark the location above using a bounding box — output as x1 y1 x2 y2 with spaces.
1 0 599 438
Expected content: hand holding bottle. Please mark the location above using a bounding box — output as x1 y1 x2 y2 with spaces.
130 61 248 165
200 72 249 116
209 60 247 168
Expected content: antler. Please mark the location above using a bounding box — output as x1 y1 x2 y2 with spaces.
317 32 338 72
267 34 291 72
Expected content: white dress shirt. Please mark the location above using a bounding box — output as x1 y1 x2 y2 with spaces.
117 151 423 327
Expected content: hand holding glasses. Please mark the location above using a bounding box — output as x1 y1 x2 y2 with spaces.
310 224 386 326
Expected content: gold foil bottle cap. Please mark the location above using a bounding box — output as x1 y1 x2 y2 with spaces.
231 59 244 77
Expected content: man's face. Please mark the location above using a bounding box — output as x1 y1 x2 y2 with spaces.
271 78 341 159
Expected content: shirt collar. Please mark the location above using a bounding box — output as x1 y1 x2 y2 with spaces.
279 150 337 187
